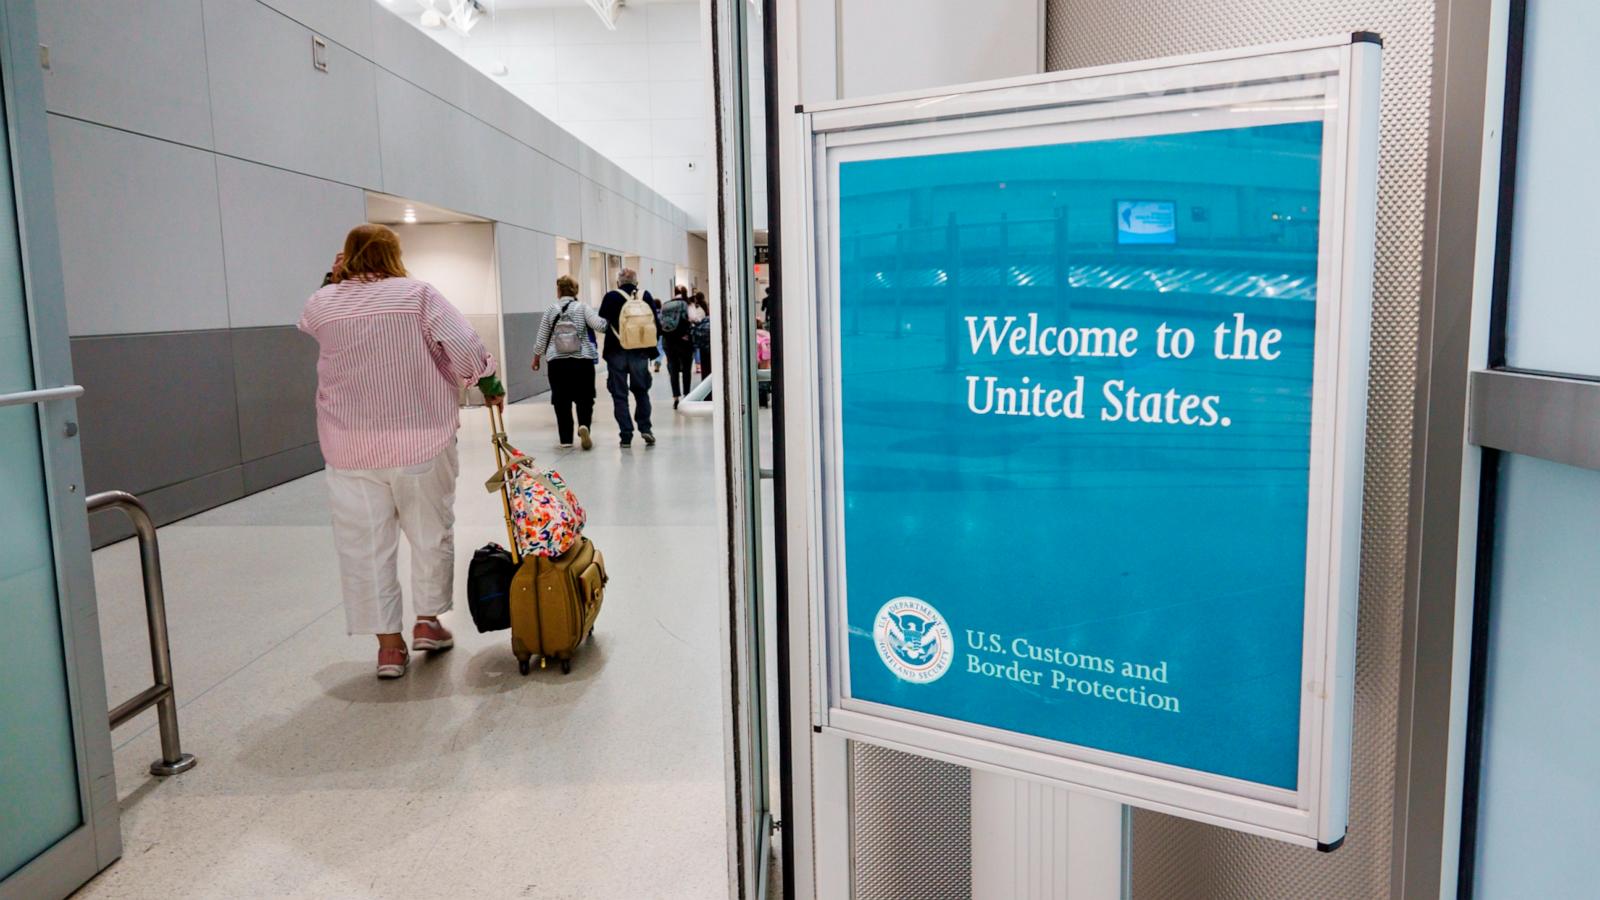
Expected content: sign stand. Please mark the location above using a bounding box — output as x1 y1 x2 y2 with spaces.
790 33 1381 849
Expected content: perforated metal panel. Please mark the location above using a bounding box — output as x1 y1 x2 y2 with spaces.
849 742 973 899
1046 2 1433 898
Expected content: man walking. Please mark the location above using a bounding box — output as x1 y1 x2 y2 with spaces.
598 268 659 447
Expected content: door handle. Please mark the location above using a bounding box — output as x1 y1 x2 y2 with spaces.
0 384 85 408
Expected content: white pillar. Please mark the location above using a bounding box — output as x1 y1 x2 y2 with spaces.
971 770 1126 900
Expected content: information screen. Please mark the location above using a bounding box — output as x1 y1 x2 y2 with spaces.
1116 199 1178 244
835 123 1324 790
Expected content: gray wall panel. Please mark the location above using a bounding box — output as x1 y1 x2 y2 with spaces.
217 157 367 328
71 331 242 500
503 311 552 402
232 326 319 462
202 0 382 187
1043 2 1432 898
37 0 214 148
48 117 229 336
89 466 245 547
241 443 324 495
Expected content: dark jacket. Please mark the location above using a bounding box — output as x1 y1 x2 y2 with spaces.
598 284 658 360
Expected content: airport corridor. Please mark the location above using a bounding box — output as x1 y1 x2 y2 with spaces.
78 375 728 899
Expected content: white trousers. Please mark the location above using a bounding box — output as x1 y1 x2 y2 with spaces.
326 443 459 635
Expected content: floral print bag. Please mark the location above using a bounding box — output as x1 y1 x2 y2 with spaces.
485 422 585 559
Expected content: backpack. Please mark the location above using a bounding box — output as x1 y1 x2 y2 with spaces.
547 300 583 356
755 329 772 369
692 317 711 344
661 298 689 335
617 289 658 350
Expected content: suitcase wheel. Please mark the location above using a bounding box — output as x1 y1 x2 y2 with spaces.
518 657 531 676
561 659 572 675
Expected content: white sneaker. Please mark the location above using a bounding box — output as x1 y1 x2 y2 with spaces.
558 442 574 449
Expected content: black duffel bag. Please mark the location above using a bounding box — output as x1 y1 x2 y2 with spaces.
467 543 516 632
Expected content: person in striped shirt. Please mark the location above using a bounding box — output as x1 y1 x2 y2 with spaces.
532 275 607 449
299 224 505 679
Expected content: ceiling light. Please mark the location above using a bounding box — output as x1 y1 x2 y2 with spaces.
403 208 417 223
419 9 444 28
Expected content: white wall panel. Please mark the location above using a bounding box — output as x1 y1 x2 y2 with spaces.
556 44 652 83
645 3 702 43
203 0 382 188
651 156 705 197
48 117 228 336
648 80 706 120
647 41 702 82
255 0 373 57
216 157 366 328
651 117 706 157
549 6 649 45
392 223 498 316
37 0 214 149
471 9 557 47
369 4 476 113
373 70 479 218
839 0 1042 97
548 163 584 240
558 82 653 122
494 224 558 316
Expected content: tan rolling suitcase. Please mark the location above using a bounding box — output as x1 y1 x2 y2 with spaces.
509 536 607 675
484 405 608 675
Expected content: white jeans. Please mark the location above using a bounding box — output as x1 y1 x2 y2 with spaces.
326 443 459 635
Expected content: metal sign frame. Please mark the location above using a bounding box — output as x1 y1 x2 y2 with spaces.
790 34 1381 847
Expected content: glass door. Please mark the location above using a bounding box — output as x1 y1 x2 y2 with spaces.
1459 2 1600 896
709 0 777 895
0 2 120 898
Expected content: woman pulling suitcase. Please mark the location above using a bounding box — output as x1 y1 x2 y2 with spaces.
300 224 507 679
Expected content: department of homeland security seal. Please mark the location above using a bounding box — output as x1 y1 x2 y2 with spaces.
873 597 954 683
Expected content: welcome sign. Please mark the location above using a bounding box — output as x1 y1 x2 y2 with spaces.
799 36 1380 846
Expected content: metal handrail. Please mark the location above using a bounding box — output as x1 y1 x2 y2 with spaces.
87 490 196 776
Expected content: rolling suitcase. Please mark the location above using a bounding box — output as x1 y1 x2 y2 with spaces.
484 405 608 675
509 536 607 675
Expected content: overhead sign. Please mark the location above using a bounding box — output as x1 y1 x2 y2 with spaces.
795 34 1381 847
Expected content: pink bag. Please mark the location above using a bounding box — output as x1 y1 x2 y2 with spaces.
755 329 772 369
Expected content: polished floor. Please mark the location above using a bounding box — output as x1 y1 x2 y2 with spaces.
80 372 728 899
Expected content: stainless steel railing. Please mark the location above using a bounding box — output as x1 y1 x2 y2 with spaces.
87 490 197 776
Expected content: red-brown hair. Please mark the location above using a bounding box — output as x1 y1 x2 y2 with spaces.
338 224 407 282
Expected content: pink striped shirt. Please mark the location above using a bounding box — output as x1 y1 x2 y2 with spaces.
299 276 495 470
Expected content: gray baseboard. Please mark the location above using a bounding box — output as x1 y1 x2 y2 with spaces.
88 465 246 546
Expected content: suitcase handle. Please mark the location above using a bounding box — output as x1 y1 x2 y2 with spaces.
487 404 522 565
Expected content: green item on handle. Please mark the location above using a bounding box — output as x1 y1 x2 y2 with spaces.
477 374 506 399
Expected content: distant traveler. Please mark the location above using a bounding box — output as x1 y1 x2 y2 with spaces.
598 267 659 447
299 224 505 680
690 292 713 381
661 284 695 407
532 275 607 450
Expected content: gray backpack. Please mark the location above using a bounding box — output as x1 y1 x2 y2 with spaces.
548 300 584 355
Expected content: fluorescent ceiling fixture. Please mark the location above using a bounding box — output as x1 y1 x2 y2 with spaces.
416 0 488 36
583 0 623 31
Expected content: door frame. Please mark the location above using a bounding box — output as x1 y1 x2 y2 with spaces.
0 0 121 897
